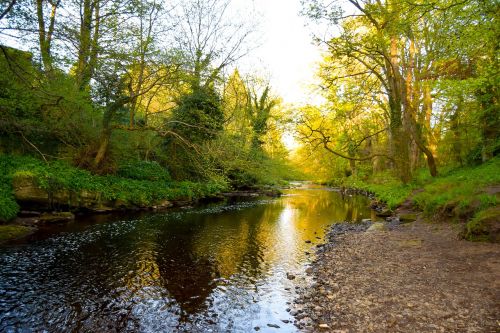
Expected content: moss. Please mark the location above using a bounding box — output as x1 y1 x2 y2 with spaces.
463 206 500 242
0 225 32 243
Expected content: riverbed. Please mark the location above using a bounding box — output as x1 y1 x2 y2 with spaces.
0 185 377 332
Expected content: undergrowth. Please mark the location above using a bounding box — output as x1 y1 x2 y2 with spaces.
340 157 499 217
341 172 416 209
413 157 499 218
0 154 228 221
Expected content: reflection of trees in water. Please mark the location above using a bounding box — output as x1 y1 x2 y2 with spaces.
191 204 283 279
152 220 219 314
2 189 375 331
287 189 370 225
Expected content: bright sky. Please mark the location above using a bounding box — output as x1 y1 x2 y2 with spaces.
239 0 325 106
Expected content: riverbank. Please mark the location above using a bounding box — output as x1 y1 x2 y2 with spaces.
0 154 285 243
292 217 500 332
0 155 290 243
340 157 500 241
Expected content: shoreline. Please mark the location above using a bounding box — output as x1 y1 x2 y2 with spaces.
0 187 283 244
291 217 500 332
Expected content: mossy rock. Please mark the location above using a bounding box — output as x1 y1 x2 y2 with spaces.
12 173 48 203
399 213 418 223
0 225 33 243
39 212 75 224
463 207 500 242
367 222 388 232
376 209 392 217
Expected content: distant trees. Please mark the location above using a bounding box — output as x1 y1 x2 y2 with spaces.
299 0 499 182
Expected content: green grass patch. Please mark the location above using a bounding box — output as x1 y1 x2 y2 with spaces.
413 158 500 217
342 172 415 209
463 206 500 242
339 158 499 221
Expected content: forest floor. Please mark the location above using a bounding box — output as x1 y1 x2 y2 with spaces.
292 208 500 332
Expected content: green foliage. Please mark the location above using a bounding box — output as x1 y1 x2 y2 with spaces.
169 86 224 143
413 157 500 217
0 154 228 220
342 158 500 217
342 172 414 210
0 181 19 221
203 134 303 189
117 160 171 181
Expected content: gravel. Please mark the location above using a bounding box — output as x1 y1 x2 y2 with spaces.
292 220 500 332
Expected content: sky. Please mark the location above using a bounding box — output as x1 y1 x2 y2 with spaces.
239 0 325 106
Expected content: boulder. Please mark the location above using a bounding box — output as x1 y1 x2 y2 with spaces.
399 213 417 223
367 222 388 232
12 173 48 204
38 212 75 224
376 209 392 217
463 207 500 242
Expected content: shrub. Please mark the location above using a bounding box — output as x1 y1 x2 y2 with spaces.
117 160 171 181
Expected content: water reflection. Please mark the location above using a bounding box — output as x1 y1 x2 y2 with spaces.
0 187 376 332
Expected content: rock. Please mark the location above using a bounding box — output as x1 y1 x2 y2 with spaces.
367 222 388 232
399 213 417 223
253 327 260 331
267 323 280 328
155 199 173 209
463 206 500 242
286 272 296 280
305 240 312 243
13 173 48 203
319 323 330 329
281 319 290 324
38 212 75 224
0 225 34 243
305 267 313 274
376 209 392 217
19 210 41 217
362 218 372 223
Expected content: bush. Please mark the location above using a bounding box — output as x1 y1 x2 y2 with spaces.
117 161 171 181
0 154 229 220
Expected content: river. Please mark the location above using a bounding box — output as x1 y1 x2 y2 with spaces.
0 185 377 332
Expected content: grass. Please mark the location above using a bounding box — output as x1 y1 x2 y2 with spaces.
340 157 500 225
0 154 229 221
413 158 500 218
342 172 416 209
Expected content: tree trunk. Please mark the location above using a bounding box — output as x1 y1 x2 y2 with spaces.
36 0 58 73
76 0 93 90
386 36 411 183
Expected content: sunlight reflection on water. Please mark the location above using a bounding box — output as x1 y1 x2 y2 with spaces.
0 186 376 332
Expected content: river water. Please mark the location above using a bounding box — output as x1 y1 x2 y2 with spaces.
0 185 376 332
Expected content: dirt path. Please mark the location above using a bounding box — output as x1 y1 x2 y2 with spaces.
292 219 500 332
